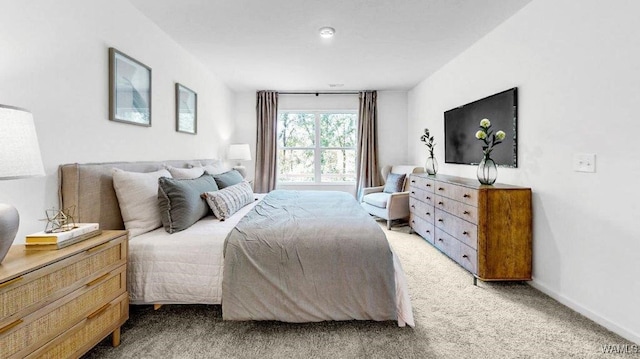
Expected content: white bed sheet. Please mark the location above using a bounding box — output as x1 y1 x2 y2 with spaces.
128 193 414 326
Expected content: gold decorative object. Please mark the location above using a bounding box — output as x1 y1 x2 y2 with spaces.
43 206 77 233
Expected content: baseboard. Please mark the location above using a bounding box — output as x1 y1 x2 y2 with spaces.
529 279 640 345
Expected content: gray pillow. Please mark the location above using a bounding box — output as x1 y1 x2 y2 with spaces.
383 173 406 193
157 174 219 233
212 169 244 189
203 181 254 220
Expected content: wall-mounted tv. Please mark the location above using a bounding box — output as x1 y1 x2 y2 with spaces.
444 87 517 167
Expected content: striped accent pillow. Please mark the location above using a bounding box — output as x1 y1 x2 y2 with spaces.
203 181 254 220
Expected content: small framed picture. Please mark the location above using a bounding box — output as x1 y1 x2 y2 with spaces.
109 48 152 126
175 83 197 134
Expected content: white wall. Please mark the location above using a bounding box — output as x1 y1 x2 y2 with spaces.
408 0 640 344
232 91 409 195
0 0 236 244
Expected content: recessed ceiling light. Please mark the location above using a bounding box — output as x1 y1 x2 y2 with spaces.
319 27 335 39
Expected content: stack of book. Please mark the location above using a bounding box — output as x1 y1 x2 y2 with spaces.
25 223 102 250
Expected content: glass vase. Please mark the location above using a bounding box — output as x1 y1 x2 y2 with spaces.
425 156 438 175
477 156 497 185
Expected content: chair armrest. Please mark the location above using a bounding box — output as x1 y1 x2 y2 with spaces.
387 192 411 218
361 186 384 198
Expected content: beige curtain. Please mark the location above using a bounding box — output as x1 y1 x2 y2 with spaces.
254 91 279 193
355 91 381 200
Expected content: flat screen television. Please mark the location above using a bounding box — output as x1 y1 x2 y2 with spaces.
444 87 517 167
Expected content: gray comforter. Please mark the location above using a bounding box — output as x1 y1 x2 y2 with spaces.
222 190 397 323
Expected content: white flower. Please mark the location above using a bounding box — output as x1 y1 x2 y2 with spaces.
480 118 491 128
475 130 486 140
495 130 506 141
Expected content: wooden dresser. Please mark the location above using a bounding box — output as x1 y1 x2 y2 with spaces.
409 174 532 284
0 230 128 359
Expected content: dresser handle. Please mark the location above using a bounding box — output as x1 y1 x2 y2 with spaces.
87 272 111 287
411 220 415 223
462 254 469 259
438 219 443 222
411 191 415 194
426 184 431 187
438 201 443 205
426 230 430 233
0 276 23 289
87 242 110 253
463 231 469 235
438 238 443 242
463 211 470 215
0 319 23 334
87 303 113 319
426 196 431 200
410 204 415 208
438 187 444 191
411 180 416 183
426 212 431 216
463 194 470 198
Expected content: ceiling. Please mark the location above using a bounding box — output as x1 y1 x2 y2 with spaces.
129 0 531 92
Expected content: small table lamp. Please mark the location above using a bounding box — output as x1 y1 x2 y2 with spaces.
0 105 45 263
227 143 251 178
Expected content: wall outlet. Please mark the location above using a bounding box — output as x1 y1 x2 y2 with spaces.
573 153 596 173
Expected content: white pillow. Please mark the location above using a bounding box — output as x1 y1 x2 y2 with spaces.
188 160 229 175
112 168 171 237
164 165 205 179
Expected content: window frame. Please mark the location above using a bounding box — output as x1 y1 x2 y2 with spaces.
277 110 358 184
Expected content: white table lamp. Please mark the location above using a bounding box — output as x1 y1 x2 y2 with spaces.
228 143 251 178
0 105 45 263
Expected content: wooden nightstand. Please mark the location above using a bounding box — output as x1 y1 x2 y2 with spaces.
0 230 128 358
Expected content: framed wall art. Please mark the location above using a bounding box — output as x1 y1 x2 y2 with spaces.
175 83 197 134
109 47 152 126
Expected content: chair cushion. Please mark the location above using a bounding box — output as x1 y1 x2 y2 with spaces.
383 173 406 193
362 192 391 209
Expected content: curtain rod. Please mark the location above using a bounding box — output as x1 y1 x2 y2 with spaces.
278 91 360 96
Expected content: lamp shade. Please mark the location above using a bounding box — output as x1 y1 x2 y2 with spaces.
228 143 251 161
0 105 45 179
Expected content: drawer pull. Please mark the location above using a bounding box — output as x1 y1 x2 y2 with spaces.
410 204 415 208
438 219 443 222
426 196 431 200
411 191 415 194
438 201 443 205
87 242 110 253
426 212 431 216
411 180 415 183
462 254 469 259
0 319 23 334
463 194 470 198
463 211 470 215
438 187 444 191
87 272 111 287
0 276 23 289
87 303 112 319
411 220 415 223
463 231 469 235
426 184 431 187
426 230 430 233
438 238 443 242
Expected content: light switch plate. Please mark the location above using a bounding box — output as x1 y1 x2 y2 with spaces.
573 153 596 173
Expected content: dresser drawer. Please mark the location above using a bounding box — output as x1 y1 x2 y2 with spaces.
409 175 434 193
434 228 460 260
410 214 434 244
434 195 478 224
0 266 126 359
0 236 127 324
26 293 128 359
409 187 435 206
409 197 435 223
458 243 478 275
434 181 478 207
434 209 478 250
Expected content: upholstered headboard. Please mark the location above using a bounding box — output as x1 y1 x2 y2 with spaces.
58 159 222 230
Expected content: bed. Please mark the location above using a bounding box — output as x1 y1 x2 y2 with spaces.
58 160 414 327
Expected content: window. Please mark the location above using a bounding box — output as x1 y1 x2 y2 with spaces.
277 111 357 183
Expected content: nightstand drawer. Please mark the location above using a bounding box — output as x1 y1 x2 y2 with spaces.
0 235 127 324
1 266 126 359
26 293 129 359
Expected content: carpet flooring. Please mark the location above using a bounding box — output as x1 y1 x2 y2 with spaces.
83 222 632 358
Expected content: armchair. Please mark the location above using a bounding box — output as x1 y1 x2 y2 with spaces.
361 165 425 229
